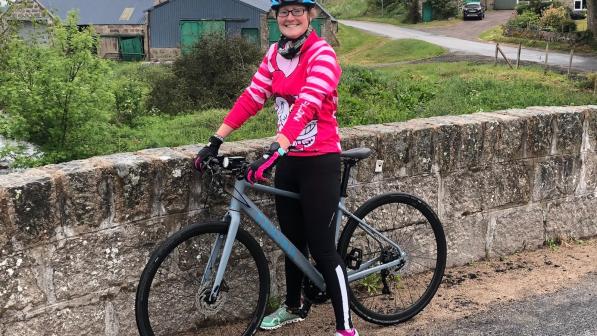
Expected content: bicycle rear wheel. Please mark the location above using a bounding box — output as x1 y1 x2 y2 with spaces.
135 221 270 336
338 193 446 325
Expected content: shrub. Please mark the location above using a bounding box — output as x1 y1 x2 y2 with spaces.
0 12 115 161
527 0 552 15
429 0 458 19
403 0 420 23
148 34 262 115
515 3 530 14
113 79 151 125
540 5 576 32
506 11 541 29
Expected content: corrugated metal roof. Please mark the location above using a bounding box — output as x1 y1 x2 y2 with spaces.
238 0 270 12
37 0 155 24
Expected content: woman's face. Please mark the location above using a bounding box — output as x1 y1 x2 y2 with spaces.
277 5 310 40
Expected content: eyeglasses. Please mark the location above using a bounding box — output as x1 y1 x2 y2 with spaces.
277 8 307 17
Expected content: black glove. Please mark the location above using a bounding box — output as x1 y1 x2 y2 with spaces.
245 142 286 184
194 135 223 172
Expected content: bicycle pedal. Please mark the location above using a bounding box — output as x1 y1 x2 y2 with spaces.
346 248 363 270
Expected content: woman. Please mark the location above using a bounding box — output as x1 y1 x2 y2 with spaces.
194 1 357 335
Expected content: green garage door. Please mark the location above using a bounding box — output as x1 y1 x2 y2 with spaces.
180 20 225 53
268 19 322 44
119 36 144 61
241 28 260 47
494 0 517 10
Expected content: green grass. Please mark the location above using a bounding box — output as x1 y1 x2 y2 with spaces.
353 16 462 28
336 24 446 65
119 62 595 150
320 0 369 18
479 25 597 54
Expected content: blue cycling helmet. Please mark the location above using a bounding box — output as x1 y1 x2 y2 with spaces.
271 0 316 10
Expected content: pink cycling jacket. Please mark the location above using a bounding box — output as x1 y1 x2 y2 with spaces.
223 31 342 156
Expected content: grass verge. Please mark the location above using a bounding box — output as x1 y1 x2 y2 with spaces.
336 24 446 65
479 26 597 54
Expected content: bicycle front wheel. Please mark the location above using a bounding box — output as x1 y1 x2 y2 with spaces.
135 221 270 336
338 193 446 325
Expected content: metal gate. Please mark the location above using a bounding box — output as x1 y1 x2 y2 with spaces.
494 0 517 10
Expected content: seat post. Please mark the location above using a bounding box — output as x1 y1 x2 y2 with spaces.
339 159 356 198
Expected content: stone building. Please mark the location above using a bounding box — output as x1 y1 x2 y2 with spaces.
8 0 155 60
147 0 338 61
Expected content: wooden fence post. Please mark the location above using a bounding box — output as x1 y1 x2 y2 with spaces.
516 43 522 69
495 43 499 66
497 44 513 69
567 47 574 77
544 42 549 73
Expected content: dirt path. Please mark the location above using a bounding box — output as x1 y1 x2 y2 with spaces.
413 10 515 41
258 237 597 335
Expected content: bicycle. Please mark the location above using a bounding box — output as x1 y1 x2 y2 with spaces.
135 147 447 336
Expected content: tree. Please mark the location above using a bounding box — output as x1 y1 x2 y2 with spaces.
588 0 596 39
0 11 114 161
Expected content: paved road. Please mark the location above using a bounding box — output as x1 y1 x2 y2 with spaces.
341 20 597 72
421 272 597 335
413 10 515 41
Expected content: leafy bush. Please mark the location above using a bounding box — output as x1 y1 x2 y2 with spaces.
0 12 115 161
428 0 458 19
527 0 552 15
404 0 420 24
540 5 576 32
113 79 151 125
515 3 530 14
148 34 262 115
506 11 541 29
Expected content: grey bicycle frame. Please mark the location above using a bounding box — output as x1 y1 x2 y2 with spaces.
207 178 405 300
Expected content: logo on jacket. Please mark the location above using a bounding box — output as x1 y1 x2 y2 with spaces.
275 96 317 150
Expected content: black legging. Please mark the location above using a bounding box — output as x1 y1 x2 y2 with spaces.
274 153 353 331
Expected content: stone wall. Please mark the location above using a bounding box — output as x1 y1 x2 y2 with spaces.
149 47 180 61
0 106 596 335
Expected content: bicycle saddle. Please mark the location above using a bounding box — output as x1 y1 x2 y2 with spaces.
340 148 372 160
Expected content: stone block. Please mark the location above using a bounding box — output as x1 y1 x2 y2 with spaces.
3 302 105 336
585 107 597 153
554 111 584 155
354 123 406 179
92 153 155 224
477 112 525 163
545 195 597 240
110 291 137 336
532 155 581 202
445 115 485 169
50 216 180 301
136 148 194 215
0 169 59 245
443 212 487 267
345 175 438 215
499 108 555 158
41 160 112 230
425 117 462 175
340 126 379 184
576 150 597 196
443 162 531 218
405 120 435 175
0 250 46 316
488 205 544 257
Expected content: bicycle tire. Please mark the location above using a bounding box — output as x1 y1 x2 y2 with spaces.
135 221 270 336
338 193 447 325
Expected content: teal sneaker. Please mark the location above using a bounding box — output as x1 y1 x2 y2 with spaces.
259 305 305 330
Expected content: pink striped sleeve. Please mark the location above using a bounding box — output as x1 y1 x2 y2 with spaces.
279 44 341 143
223 45 275 129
